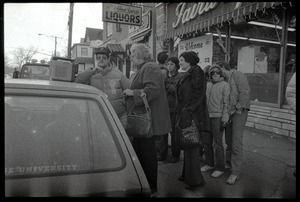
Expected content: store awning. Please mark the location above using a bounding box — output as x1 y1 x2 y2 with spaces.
130 30 152 44
158 2 282 41
106 44 125 54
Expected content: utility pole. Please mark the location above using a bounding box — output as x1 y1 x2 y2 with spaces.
68 3 74 58
151 3 156 62
54 36 57 57
38 33 61 57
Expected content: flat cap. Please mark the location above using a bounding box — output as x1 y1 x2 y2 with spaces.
94 47 110 56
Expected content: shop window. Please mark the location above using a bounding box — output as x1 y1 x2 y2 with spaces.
228 8 288 104
283 8 296 106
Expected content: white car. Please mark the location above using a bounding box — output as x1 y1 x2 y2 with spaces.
5 74 12 79
5 79 151 197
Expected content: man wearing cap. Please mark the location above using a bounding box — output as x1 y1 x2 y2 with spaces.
75 47 130 124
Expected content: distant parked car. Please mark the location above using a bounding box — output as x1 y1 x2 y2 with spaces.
5 79 151 197
5 74 12 79
19 63 50 80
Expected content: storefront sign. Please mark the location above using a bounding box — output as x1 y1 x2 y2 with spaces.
129 11 151 37
103 3 142 26
173 2 218 28
172 2 244 28
178 34 213 68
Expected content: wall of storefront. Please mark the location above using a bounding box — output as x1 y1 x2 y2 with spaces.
155 3 168 56
158 2 296 139
247 105 295 138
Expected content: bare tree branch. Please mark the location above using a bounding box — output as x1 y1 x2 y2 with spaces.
11 46 38 68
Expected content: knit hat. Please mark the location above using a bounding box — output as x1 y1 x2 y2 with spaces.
157 51 168 64
179 51 200 66
94 47 110 57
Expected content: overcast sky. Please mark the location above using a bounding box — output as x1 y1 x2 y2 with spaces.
4 3 103 61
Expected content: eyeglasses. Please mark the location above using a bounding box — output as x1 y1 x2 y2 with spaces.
211 71 221 75
96 55 108 60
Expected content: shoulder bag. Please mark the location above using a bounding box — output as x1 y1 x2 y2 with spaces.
123 91 153 138
175 120 201 150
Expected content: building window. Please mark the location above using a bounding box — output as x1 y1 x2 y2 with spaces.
116 23 122 32
107 22 113 37
81 47 88 56
78 64 85 73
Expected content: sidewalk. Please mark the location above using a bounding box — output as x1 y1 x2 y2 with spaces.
156 127 296 198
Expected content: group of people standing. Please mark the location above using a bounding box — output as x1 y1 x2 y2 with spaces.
75 43 251 195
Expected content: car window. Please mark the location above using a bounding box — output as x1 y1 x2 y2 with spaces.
20 65 50 79
5 95 123 178
88 101 123 169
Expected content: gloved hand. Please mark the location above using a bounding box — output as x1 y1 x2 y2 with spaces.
220 122 228 131
180 108 192 129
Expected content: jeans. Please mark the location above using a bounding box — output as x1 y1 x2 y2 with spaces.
201 130 214 167
210 117 225 171
225 110 248 175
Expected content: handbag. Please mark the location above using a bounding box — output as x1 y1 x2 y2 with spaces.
123 91 153 138
176 120 201 150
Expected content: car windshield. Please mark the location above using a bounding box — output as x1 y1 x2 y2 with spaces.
20 65 50 80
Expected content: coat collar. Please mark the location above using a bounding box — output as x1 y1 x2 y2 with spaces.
131 59 154 84
177 65 197 87
101 65 113 76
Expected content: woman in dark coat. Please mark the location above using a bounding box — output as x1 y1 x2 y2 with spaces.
123 43 172 195
174 51 210 190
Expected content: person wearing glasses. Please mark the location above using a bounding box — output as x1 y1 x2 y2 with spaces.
75 47 130 125
203 64 230 178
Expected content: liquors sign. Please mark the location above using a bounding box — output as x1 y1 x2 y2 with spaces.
103 3 142 26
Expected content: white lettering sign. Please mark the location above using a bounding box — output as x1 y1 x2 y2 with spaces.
173 3 218 28
103 3 142 26
172 2 243 28
5 164 78 174
178 34 213 69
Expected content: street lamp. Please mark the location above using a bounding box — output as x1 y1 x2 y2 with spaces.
38 33 62 57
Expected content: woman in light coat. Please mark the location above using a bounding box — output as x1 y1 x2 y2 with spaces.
123 43 172 194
